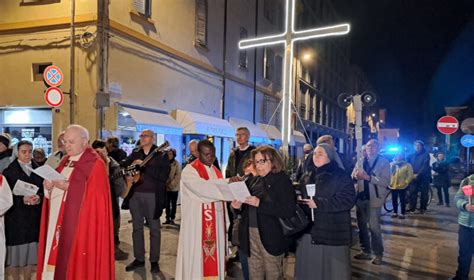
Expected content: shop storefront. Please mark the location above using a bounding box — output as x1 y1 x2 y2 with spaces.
113 104 183 163
172 109 235 171
0 108 53 155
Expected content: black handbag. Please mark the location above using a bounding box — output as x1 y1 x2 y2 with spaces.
278 204 310 236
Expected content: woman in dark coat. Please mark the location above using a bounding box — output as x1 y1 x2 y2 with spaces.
295 143 356 280
231 145 296 279
3 140 43 276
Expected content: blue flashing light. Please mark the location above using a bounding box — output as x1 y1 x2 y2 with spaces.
388 146 399 153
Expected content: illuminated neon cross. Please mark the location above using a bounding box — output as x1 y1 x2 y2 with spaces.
239 0 350 151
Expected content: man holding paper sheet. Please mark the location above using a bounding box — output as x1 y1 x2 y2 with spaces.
176 140 229 280
3 140 43 278
36 125 114 280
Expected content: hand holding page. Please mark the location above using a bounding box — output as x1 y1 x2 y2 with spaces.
13 180 39 196
214 180 251 202
27 164 66 181
229 181 251 202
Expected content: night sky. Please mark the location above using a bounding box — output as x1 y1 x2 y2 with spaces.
330 0 474 142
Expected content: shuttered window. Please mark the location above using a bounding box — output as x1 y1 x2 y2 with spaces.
195 0 208 47
274 55 283 89
239 27 248 69
133 0 151 17
263 47 274 81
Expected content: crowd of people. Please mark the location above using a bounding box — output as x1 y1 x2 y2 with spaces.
0 125 472 280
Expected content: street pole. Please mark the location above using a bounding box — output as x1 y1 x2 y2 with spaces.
353 95 363 157
69 0 76 124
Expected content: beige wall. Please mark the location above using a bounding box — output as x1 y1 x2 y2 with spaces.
0 25 100 144
109 0 224 69
0 0 96 24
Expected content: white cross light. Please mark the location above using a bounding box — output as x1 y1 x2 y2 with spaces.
239 0 350 151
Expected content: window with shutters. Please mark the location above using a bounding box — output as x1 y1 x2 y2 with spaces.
263 48 274 81
274 55 283 89
195 0 208 48
132 0 151 18
239 27 248 69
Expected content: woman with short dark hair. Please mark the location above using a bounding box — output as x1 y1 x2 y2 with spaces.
231 145 296 279
3 140 43 278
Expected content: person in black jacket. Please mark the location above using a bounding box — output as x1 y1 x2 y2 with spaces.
408 140 431 214
122 130 170 274
295 143 356 279
106 136 127 164
231 145 296 280
432 151 451 207
3 140 43 278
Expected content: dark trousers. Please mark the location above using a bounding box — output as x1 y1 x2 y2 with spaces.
391 189 407 215
227 202 235 242
435 184 450 205
455 225 474 280
165 191 179 221
129 192 162 262
409 179 429 211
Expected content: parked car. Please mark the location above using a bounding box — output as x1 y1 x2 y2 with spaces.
449 157 466 187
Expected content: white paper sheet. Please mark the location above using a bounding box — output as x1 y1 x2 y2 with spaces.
215 180 236 201
215 181 251 202
306 184 316 197
13 179 39 196
228 181 251 202
26 164 66 181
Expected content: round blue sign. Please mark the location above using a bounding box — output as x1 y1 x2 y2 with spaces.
460 134 474 148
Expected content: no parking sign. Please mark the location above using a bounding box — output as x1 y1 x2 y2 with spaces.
43 65 63 87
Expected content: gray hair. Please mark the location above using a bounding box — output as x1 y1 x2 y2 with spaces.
66 124 90 141
236 127 250 136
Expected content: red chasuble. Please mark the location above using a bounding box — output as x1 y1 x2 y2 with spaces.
190 159 227 279
37 147 115 280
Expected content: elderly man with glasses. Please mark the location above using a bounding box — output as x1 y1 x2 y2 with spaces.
122 129 171 274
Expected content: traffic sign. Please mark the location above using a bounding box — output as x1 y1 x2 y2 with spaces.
43 65 63 87
44 87 64 107
461 118 474 134
461 134 474 148
437 116 459 135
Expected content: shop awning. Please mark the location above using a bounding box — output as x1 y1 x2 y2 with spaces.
122 107 183 136
172 109 235 138
290 130 307 145
258 123 282 144
228 118 269 143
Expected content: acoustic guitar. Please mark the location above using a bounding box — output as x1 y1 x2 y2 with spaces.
120 141 170 199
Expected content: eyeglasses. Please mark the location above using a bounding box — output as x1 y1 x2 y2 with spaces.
254 159 270 166
139 134 152 138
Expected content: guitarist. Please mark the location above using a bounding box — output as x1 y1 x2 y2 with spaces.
122 129 170 274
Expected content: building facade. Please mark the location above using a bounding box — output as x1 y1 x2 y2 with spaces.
0 0 366 169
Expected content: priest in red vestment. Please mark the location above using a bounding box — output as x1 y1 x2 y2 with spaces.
37 124 115 280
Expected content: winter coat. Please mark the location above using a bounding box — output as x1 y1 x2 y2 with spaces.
390 161 414 190
455 175 474 228
3 159 43 246
166 160 181 192
352 155 391 208
237 171 296 256
432 160 450 186
300 161 356 246
409 150 431 182
225 145 255 178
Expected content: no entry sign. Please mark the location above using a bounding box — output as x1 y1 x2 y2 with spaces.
44 87 64 107
437 116 459 135
43 65 63 87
